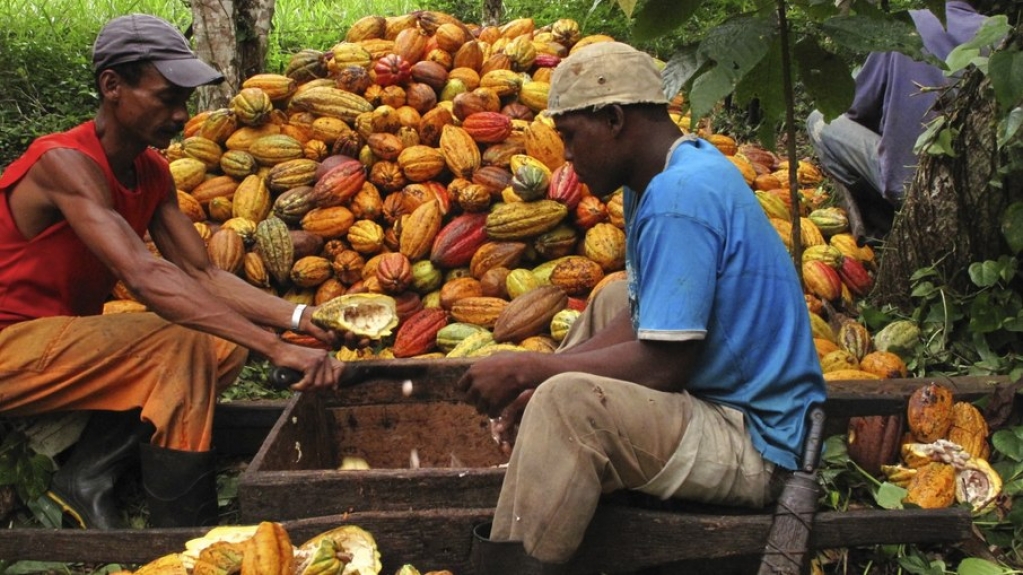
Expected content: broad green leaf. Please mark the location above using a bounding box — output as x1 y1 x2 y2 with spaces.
3 561 73 575
989 50 1023 114
633 0 704 41
689 15 775 122
968 260 1003 288
1001 202 1023 254
691 66 737 124
992 428 1023 461
898 551 944 575
616 0 639 18
821 434 849 465
793 36 854 120
821 14 928 62
735 39 786 150
997 106 1023 149
944 46 984 76
945 16 1011 75
873 482 906 509
969 300 1000 334
662 44 707 105
956 558 1010 575
910 280 938 299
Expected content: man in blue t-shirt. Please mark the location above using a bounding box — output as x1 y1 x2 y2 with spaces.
459 41 826 573
806 1 988 236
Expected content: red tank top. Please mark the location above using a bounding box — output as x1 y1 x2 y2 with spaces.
0 121 170 330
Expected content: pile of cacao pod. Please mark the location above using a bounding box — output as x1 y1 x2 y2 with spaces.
127 521 393 575
846 382 1002 514
102 9 884 368
128 521 451 575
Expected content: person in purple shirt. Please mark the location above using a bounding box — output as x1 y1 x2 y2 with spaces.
807 1 989 236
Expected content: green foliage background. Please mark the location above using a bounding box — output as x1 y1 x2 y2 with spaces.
0 0 765 168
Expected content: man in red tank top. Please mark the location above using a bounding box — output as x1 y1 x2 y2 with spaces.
0 14 346 529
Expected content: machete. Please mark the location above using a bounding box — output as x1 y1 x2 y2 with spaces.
269 360 426 390
757 405 827 575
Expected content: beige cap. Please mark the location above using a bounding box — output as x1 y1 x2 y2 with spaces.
546 41 668 116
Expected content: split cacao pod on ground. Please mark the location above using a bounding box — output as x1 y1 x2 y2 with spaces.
906 383 955 443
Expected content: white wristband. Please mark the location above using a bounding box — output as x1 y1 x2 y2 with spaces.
290 304 307 331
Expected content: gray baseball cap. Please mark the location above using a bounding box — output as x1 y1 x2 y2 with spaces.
93 14 224 88
546 41 668 116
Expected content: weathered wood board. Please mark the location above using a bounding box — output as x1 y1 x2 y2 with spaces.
0 506 973 574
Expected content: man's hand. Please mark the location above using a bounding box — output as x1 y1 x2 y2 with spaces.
459 351 548 418
489 388 534 455
270 343 343 392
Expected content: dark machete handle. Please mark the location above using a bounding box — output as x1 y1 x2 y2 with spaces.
270 366 304 389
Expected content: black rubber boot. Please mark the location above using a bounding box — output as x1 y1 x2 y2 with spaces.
139 444 219 527
470 523 570 575
45 409 153 529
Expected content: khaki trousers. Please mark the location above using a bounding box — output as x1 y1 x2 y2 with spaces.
490 281 777 564
0 313 247 451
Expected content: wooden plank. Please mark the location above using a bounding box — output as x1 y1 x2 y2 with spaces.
238 467 505 522
244 391 334 472
0 507 972 573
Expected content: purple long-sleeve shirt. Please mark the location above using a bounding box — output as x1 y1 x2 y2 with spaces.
846 1 987 201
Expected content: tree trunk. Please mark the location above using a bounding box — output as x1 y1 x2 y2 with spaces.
483 0 503 27
190 0 276 111
871 27 1023 311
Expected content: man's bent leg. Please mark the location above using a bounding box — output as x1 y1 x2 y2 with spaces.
0 313 244 451
806 110 885 195
557 279 627 351
490 374 690 564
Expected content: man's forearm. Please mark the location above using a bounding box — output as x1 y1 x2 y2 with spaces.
191 266 302 331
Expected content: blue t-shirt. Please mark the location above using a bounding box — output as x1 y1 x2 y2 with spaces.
624 137 827 470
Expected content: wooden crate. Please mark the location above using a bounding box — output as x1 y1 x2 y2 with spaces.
238 359 507 521
233 363 1009 572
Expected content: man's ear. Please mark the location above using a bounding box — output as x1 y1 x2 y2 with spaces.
97 70 121 101
605 104 627 138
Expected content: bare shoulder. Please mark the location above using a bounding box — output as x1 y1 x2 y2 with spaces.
28 147 106 192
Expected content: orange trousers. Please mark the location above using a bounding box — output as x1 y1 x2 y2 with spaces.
0 313 247 451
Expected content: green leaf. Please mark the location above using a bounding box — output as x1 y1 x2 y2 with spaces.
873 482 907 509
943 17 1010 75
689 15 775 122
965 292 998 333
662 44 707 106
914 116 956 157
997 106 1023 149
989 49 1023 114
735 39 786 151
793 36 854 120
3 561 73 575
821 14 928 63
821 434 849 465
616 0 639 18
956 558 1011 575
992 428 1023 461
1001 202 1023 255
633 0 704 41
969 260 1004 288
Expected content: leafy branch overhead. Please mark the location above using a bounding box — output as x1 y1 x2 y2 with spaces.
612 0 1019 151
